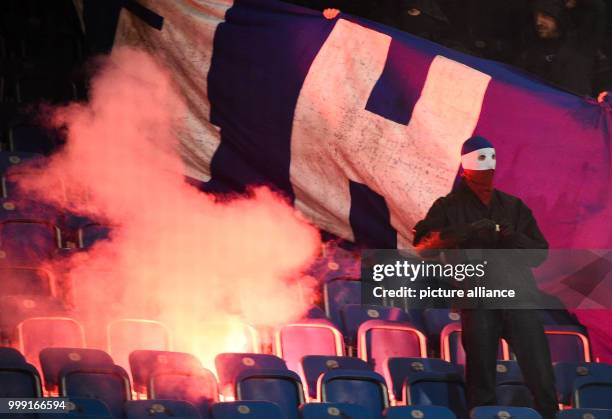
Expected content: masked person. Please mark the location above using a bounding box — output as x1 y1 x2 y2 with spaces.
412 135 558 419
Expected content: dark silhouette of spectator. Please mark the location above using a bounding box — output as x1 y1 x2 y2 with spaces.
565 0 606 49
516 0 595 96
397 0 469 51
465 0 531 63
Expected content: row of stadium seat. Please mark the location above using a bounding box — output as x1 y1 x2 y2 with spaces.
0 279 593 364
0 76 80 104
323 279 591 361
24 403 612 419
2 346 612 419
2 309 592 374
0 126 62 154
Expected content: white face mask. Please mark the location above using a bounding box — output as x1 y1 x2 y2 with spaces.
460 147 496 171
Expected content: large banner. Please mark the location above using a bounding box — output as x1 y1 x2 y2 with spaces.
111 0 612 358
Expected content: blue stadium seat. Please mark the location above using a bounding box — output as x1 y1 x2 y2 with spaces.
78 223 111 248
319 369 389 419
300 355 371 399
0 197 59 223
8 124 58 154
0 219 60 264
0 346 26 364
3 171 36 199
40 347 115 392
59 364 131 419
235 369 304 419
39 416 111 419
554 363 612 406
471 406 541 419
384 405 457 419
357 319 427 381
22 32 83 67
215 353 287 399
15 76 77 104
125 400 200 419
129 350 203 395
495 361 534 408
573 374 612 409
402 367 467 419
0 152 43 175
64 398 113 417
149 367 218 418
300 402 372 419
556 409 612 419
386 357 463 403
0 347 42 397
323 278 361 328
212 401 284 418
545 326 592 363
301 305 328 320
422 309 460 339
275 320 344 375
340 304 412 347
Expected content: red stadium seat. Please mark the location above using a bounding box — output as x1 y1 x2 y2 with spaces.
0 219 61 264
106 318 172 379
440 322 510 365
3 171 64 200
341 304 412 349
0 266 56 297
544 326 591 363
274 320 344 373
17 317 86 371
357 319 427 401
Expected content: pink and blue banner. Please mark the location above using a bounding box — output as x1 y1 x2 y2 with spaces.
112 0 612 359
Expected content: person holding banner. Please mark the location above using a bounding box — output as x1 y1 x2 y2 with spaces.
412 136 558 419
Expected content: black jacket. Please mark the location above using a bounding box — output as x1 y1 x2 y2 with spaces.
515 0 598 96
516 34 594 96
413 181 549 308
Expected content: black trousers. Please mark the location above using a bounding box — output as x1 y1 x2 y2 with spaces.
461 309 558 419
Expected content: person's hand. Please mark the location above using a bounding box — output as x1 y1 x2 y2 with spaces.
498 219 515 239
469 218 497 245
323 8 340 19
598 91 609 104
470 218 496 232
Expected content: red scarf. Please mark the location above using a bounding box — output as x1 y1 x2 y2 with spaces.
463 169 495 205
